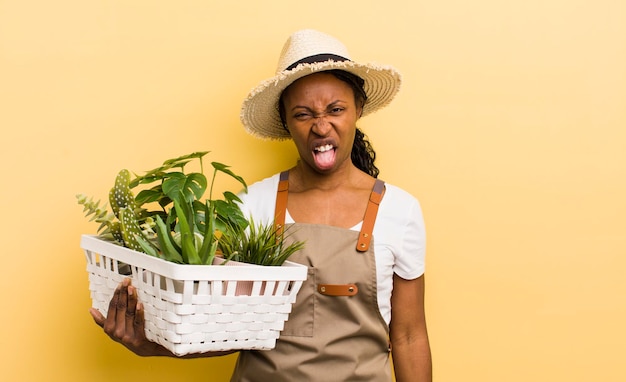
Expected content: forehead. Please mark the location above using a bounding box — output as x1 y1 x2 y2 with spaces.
282 72 354 103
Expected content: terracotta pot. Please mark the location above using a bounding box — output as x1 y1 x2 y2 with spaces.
212 257 262 296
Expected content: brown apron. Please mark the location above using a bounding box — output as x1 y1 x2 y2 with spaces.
230 172 391 382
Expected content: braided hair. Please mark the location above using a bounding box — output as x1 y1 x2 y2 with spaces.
279 69 380 178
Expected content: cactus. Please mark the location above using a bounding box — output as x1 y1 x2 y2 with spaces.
108 169 158 254
109 169 137 219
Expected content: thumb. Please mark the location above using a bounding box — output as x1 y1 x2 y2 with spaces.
90 307 105 328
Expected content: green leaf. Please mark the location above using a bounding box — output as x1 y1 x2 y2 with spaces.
135 187 164 205
174 200 201 264
134 234 160 258
128 151 209 188
211 162 247 191
198 201 217 264
222 191 243 204
185 173 208 201
163 151 209 166
162 172 207 205
154 216 183 263
213 200 248 231
161 172 186 202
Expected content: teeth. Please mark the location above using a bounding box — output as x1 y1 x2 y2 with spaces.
315 144 333 153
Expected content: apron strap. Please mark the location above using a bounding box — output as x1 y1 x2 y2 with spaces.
273 171 385 252
274 171 290 237
356 179 385 252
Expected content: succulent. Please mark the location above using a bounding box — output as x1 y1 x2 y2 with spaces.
218 217 305 266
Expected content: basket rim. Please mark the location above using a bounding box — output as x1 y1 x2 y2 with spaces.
81 234 308 281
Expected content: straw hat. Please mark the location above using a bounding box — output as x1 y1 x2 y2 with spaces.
240 29 402 140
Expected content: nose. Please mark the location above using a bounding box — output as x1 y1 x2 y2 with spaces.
311 115 332 136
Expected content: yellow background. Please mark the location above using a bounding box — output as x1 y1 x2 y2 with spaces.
1 1 624 381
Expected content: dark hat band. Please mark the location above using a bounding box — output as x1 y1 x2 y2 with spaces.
285 53 350 71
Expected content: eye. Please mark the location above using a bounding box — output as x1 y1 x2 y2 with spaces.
293 112 313 121
328 107 345 115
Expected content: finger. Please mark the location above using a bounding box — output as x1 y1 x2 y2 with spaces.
103 281 122 335
90 308 105 328
135 302 147 341
113 278 131 339
135 303 146 336
124 284 138 339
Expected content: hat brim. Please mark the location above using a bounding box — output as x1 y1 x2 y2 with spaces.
240 60 402 140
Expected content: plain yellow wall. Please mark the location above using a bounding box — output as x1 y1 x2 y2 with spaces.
1 1 624 381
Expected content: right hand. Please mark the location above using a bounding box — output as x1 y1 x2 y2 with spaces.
90 278 170 356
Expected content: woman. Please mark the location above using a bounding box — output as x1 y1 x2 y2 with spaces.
91 29 431 381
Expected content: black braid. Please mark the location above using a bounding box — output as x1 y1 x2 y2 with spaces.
351 127 379 178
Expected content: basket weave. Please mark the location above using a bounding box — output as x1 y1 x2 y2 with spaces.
81 234 307 356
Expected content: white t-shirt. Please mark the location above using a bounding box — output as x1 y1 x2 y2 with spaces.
237 173 426 325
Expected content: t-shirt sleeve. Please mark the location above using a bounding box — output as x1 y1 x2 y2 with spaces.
375 185 426 280
390 189 427 280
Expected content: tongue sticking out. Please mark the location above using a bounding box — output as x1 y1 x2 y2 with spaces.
314 148 336 170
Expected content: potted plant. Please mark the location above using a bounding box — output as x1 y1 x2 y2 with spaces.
77 152 307 356
77 151 303 266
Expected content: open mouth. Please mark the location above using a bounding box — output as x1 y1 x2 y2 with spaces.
313 144 336 169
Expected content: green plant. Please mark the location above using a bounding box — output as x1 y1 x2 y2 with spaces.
218 217 305 266
77 152 304 266
77 152 246 265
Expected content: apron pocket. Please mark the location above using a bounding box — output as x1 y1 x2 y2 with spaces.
279 267 316 337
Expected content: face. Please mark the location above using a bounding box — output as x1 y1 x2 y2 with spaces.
281 72 363 174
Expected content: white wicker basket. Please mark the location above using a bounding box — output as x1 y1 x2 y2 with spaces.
81 234 308 356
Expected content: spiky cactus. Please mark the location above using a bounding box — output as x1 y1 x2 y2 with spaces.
108 169 136 219
108 170 139 249
108 169 159 255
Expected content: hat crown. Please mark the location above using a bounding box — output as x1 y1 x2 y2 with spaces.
275 29 352 74
242 29 401 140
